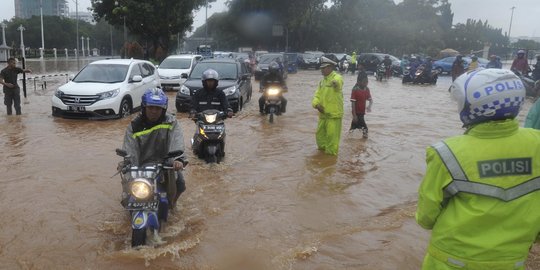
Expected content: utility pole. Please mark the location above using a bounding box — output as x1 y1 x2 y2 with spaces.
40 0 45 59
76 0 79 69
508 6 516 39
205 0 208 45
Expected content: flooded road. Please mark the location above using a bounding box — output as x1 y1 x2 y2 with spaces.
1 60 539 269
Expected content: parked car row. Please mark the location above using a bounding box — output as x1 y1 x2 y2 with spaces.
432 56 488 74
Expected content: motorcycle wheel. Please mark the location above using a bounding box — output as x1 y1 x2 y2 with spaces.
206 154 217 163
269 112 274 123
132 228 146 247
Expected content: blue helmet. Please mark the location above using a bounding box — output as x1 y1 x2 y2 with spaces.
450 68 525 127
141 88 168 109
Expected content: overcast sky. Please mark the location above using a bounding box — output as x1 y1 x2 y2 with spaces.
0 0 538 38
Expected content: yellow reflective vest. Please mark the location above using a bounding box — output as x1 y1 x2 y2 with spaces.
311 71 344 119
416 119 540 269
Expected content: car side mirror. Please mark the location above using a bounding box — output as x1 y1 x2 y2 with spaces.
241 74 250 80
131 75 143 83
69 74 75 81
181 73 188 79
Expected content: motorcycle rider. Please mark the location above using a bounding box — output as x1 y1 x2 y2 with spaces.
190 69 233 117
511 49 530 75
259 61 288 115
422 57 433 82
451 55 465 81
467 55 479 71
350 51 357 74
382 55 393 78
417 68 540 269
531 55 540 81
121 88 187 209
486 54 502 69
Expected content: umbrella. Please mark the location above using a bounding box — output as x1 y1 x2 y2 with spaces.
438 48 460 58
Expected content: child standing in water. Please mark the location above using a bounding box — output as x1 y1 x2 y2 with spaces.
350 77 373 138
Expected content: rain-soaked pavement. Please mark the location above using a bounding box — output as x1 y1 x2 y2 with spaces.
0 58 539 269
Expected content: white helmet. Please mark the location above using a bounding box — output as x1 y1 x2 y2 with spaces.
450 68 525 127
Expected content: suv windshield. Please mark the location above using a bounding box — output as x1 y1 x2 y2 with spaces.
190 62 238 80
159 58 192 69
73 64 129 83
259 54 282 64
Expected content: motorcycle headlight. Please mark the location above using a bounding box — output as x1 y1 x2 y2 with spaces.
223 86 237 96
267 87 281 96
204 113 218 123
97 89 120 100
54 89 64 98
180 85 190 95
130 178 153 200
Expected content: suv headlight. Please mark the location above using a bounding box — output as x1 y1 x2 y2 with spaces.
223 86 237 96
97 89 120 100
54 89 64 98
179 85 190 95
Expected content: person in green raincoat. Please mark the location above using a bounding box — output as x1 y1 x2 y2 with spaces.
312 56 344 155
416 69 540 270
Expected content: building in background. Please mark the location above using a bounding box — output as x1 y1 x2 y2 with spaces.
14 0 69 19
69 12 95 24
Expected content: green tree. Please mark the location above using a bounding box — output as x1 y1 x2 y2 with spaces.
91 0 214 60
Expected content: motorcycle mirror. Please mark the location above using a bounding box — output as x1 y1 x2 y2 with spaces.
116 148 128 157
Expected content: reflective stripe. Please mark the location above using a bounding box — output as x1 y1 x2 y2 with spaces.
428 244 525 269
132 124 172 138
432 141 468 181
432 141 540 201
199 101 208 105
211 102 221 105
445 178 540 202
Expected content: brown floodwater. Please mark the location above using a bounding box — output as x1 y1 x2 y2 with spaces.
0 59 539 269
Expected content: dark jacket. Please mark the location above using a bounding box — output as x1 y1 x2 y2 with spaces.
190 87 231 113
260 71 286 90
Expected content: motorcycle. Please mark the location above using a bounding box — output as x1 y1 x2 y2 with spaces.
513 70 539 97
115 148 183 247
191 109 227 163
376 63 387 81
412 64 439 84
402 66 415 83
339 60 349 73
261 85 285 123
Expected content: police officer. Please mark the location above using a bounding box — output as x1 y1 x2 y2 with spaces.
190 69 233 117
0 58 31 115
259 61 287 115
312 56 344 155
416 68 540 269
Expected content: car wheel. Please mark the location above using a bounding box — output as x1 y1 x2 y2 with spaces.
118 98 132 118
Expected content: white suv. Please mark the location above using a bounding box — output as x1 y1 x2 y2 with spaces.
157 54 203 91
52 59 160 119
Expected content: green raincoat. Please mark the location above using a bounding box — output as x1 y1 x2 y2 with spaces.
312 71 344 155
416 119 540 270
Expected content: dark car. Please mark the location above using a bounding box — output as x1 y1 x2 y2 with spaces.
357 53 401 73
175 59 253 113
254 53 288 80
298 51 324 69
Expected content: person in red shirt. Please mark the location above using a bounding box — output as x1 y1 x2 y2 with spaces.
350 76 373 138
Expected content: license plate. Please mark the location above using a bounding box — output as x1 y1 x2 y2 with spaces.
67 106 86 112
127 201 158 209
203 125 223 131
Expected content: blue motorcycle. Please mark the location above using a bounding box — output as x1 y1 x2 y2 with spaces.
115 149 183 247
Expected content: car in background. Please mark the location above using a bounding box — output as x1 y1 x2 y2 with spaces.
157 54 203 91
357 53 401 74
432 56 488 74
52 59 160 119
254 53 288 80
176 58 252 113
299 51 324 69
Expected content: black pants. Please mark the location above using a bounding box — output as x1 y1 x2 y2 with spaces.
176 171 186 195
350 114 368 132
4 88 21 115
259 95 287 113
